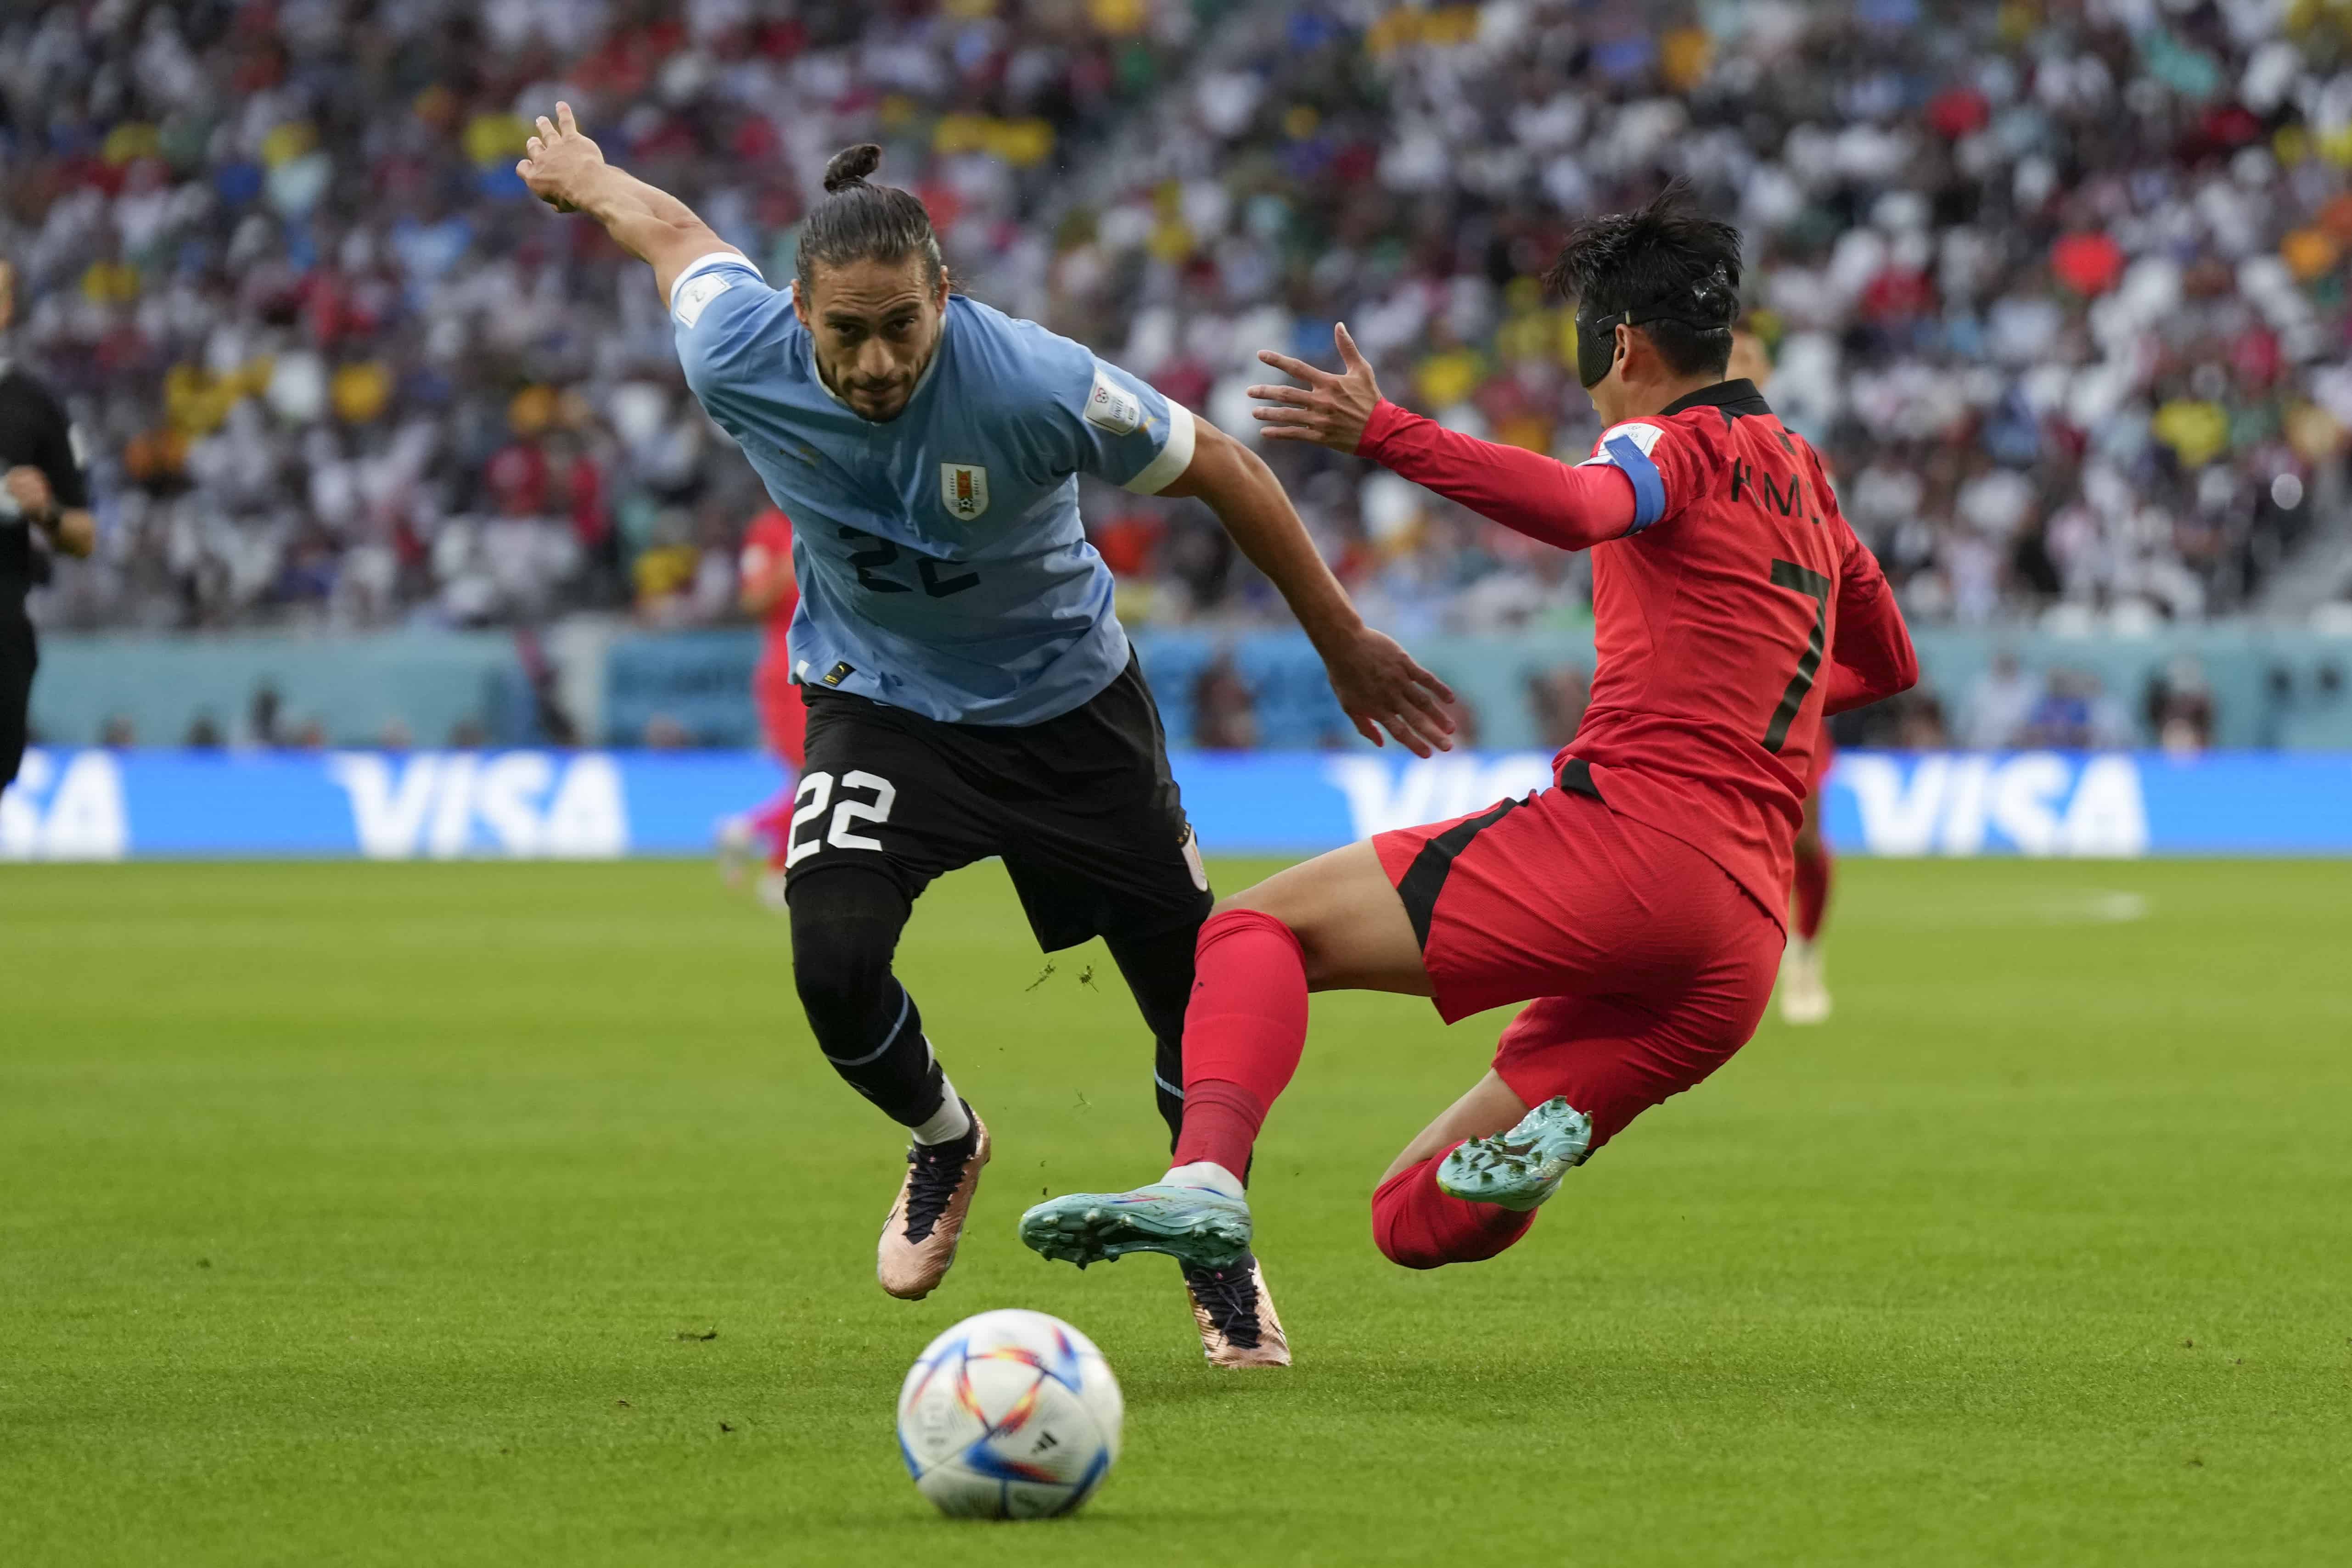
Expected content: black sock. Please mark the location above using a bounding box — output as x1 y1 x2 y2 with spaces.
823 979 946 1126
1106 921 1206 1153
790 868 945 1128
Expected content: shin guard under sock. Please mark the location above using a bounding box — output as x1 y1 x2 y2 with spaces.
1170 908 1308 1176
790 869 947 1129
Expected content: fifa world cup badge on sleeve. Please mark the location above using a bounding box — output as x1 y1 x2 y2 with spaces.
1083 367 1142 435
671 270 734 328
940 463 990 519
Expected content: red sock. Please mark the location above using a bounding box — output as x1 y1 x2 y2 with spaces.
1170 908 1308 1176
1792 839 1832 941
1370 1148 1535 1270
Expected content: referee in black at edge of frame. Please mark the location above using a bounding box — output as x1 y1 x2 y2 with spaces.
0 256 97 795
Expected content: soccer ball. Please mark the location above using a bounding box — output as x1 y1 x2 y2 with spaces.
895 1309 1123 1520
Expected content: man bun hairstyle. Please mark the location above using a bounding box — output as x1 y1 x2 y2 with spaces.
798 143 943 296
1547 179 1743 385
823 143 884 192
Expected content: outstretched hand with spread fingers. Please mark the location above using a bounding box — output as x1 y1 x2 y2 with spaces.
1249 323 1383 455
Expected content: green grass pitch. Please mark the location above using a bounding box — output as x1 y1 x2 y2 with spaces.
4 856 2348 1566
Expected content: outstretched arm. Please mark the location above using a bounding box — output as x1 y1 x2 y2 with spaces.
1353 406 1637 551
517 102 740 307
1158 420 1457 756
1249 324 1636 551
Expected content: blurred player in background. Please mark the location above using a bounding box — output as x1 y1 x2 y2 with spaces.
717 505 808 907
518 105 1452 1366
1727 326 1834 1024
1022 189 1915 1305
739 506 805 769
0 258 95 797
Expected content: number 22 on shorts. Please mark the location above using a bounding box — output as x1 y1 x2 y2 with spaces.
786 770 897 868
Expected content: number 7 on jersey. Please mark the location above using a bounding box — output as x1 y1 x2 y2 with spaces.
1761 560 1830 754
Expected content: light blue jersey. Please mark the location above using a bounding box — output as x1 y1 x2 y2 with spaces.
669 252 1196 726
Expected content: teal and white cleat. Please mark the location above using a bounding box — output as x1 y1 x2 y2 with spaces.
1019 1183 1252 1272
1437 1097 1594 1211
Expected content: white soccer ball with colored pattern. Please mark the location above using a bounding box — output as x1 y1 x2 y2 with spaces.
896 1309 1123 1519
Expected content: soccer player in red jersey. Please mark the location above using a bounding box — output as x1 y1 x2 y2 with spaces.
719 507 808 903
1781 729 1838 1023
1020 187 1917 1300
741 505 806 769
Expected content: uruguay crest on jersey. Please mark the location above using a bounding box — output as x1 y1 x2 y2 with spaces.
940 462 989 519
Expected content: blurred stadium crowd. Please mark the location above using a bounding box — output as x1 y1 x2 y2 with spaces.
6 0 2352 653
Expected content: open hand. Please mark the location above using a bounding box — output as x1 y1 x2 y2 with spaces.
1249 323 1383 454
1321 622 1457 756
517 102 602 214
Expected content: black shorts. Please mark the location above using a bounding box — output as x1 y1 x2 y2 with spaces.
784 654 1213 952
0 609 34 792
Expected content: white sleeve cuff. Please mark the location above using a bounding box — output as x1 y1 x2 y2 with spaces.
667 250 761 311
1122 400 1197 495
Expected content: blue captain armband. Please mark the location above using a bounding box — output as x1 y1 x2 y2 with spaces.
1580 421 1668 534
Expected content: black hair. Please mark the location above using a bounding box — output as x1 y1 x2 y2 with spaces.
1545 180 1743 380
795 144 944 297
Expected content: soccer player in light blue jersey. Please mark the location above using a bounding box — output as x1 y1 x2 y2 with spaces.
519 107 1452 1366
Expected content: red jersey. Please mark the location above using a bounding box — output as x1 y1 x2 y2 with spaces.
740 508 799 654
1358 380 1916 921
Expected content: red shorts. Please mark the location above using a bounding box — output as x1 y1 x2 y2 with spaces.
755 659 807 768
1373 785 1781 1153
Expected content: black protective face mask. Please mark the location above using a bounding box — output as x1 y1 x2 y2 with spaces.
1575 310 1622 388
